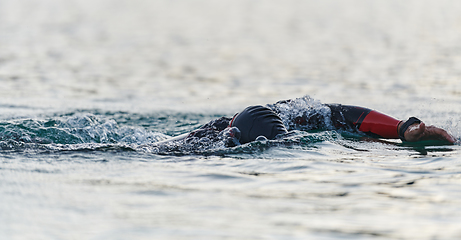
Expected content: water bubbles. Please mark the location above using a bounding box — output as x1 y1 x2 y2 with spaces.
199 137 211 144
255 135 268 142
266 95 333 131
65 114 100 128
219 127 241 147
0 113 169 150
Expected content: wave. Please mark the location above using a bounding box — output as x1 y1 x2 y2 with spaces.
0 113 165 148
0 112 344 154
0 108 457 156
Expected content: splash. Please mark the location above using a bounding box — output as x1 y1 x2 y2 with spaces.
0 114 168 151
266 95 333 131
2 106 449 156
0 111 338 155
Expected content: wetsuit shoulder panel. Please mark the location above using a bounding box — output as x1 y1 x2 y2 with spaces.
358 110 400 139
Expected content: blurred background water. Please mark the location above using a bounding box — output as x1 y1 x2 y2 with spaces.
1 0 461 239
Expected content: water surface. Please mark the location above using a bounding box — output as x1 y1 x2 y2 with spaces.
1 0 461 239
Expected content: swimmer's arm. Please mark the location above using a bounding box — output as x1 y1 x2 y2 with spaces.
329 104 455 143
360 111 456 143
359 111 456 143
400 121 456 143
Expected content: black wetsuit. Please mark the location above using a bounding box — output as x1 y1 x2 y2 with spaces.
186 100 401 146
267 100 400 139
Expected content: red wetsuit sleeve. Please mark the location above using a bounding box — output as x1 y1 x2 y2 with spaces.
358 110 401 139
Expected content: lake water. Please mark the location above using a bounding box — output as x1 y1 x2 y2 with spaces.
1 0 461 239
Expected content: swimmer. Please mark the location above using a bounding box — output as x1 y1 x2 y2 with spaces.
160 98 456 146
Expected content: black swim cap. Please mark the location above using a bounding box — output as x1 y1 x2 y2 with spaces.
230 105 288 144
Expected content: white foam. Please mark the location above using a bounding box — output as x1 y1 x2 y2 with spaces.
267 95 332 131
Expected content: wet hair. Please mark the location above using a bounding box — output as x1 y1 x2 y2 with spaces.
230 105 288 144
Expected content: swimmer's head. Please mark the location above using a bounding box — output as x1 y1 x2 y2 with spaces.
229 105 288 144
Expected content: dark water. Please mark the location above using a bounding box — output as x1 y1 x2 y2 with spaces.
2 0 461 239
2 103 461 239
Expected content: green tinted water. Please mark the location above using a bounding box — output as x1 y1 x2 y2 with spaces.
1 0 461 239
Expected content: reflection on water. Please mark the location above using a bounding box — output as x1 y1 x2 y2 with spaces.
1 0 461 112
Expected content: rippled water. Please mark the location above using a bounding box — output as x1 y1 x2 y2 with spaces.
2 0 461 239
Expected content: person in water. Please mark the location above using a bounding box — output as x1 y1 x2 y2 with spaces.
182 97 456 147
